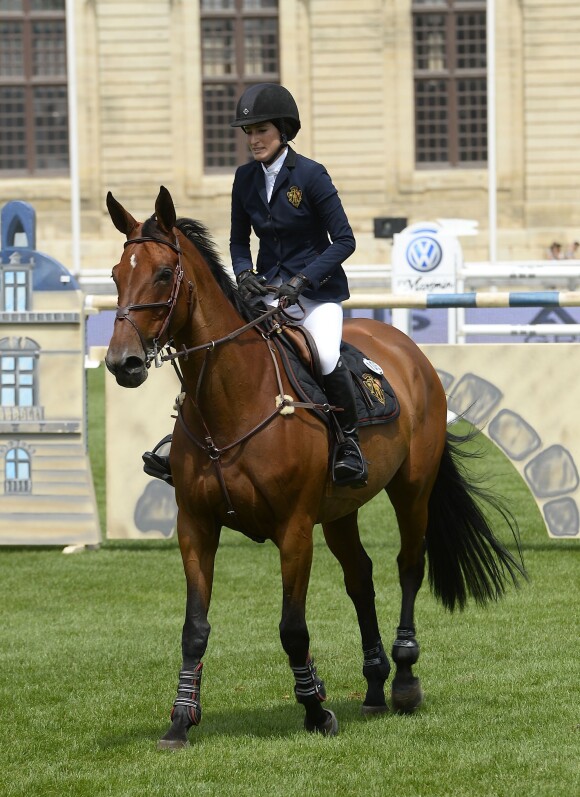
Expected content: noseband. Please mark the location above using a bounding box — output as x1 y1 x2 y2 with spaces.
115 235 189 367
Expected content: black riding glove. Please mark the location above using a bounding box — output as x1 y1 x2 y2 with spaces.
236 270 269 301
275 274 311 307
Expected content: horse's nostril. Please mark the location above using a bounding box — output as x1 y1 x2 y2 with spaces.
105 352 148 387
125 355 146 373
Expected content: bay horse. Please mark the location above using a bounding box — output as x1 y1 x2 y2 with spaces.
105 186 524 749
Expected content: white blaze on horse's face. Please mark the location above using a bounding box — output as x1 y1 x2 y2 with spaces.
130 254 137 269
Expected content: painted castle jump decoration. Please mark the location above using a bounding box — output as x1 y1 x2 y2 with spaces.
0 201 100 546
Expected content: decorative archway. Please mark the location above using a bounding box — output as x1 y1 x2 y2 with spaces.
422 343 580 539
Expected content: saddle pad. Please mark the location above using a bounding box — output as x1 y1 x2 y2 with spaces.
272 336 400 428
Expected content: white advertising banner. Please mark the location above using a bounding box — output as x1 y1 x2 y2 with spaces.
391 221 464 294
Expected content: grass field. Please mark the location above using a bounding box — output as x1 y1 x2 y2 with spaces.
0 366 578 797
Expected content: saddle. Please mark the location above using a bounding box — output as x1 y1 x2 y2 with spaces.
264 322 400 428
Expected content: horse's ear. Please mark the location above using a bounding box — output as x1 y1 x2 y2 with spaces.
155 185 177 235
106 192 139 236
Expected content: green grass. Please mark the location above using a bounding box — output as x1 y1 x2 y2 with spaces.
0 366 578 797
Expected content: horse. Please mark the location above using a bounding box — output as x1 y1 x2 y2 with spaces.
104 186 525 749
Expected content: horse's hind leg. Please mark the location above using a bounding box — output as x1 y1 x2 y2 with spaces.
322 511 391 715
386 479 430 714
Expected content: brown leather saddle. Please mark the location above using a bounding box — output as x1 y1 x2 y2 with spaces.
278 324 324 386
261 320 400 428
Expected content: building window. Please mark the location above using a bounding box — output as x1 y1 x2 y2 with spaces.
3 269 28 311
0 0 69 175
412 0 487 167
5 446 31 494
0 337 38 406
200 0 279 171
2 257 31 311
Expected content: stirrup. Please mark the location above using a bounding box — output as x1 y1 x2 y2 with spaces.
142 434 173 486
331 436 368 488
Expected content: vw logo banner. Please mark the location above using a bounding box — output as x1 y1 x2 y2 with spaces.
391 222 463 294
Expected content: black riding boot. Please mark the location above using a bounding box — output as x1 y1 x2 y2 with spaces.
323 360 368 488
142 434 173 486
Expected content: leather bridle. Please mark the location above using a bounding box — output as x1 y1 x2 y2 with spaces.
114 235 189 367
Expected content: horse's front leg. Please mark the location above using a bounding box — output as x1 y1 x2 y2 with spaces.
278 527 338 736
158 513 221 750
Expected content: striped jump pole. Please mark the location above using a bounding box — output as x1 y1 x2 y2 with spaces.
343 290 580 342
85 290 580 345
344 290 580 309
87 290 580 313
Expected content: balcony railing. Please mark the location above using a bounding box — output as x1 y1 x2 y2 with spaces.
4 479 32 494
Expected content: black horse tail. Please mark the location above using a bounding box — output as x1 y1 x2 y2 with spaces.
426 428 527 612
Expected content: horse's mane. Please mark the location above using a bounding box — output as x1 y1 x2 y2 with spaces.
142 214 262 322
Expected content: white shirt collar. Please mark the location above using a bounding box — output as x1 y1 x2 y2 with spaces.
262 147 288 176
262 148 288 201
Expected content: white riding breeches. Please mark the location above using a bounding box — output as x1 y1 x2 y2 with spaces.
265 284 343 375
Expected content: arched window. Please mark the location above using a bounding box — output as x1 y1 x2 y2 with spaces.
5 446 31 493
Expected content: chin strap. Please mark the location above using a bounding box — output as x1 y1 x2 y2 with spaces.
264 140 288 167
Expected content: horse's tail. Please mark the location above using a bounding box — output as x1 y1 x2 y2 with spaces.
426 427 527 612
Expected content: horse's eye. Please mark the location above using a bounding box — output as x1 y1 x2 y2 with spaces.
157 267 174 283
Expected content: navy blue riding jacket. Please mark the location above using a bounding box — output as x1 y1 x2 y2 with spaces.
230 147 355 302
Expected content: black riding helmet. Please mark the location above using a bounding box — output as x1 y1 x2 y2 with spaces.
231 83 301 142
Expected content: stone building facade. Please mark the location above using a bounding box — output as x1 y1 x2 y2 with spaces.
1 0 579 274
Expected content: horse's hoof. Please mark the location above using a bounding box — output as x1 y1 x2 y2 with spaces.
361 702 389 717
391 680 424 714
157 737 189 751
304 708 339 736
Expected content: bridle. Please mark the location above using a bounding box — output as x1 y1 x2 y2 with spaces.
114 235 189 367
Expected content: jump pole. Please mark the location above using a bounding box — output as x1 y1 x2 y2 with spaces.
343 290 580 310
86 290 580 313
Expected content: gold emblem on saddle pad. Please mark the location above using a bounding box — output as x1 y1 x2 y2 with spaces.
362 373 385 405
287 186 302 208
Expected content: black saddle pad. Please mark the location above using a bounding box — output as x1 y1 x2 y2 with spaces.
272 336 400 428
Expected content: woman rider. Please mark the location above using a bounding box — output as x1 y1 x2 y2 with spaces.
229 83 367 487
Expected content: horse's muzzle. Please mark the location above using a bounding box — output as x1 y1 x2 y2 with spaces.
105 352 149 388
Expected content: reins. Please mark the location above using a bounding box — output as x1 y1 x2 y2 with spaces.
159 304 284 364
